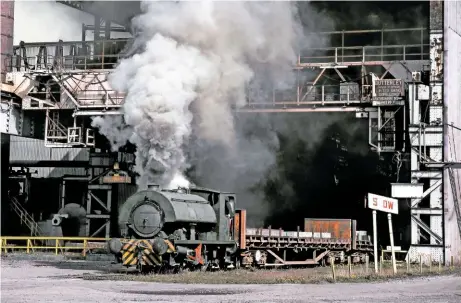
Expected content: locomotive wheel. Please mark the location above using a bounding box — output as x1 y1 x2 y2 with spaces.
235 258 241 270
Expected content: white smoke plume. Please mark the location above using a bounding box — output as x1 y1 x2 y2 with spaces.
93 1 303 190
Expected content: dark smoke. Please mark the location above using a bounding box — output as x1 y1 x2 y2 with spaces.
91 1 428 236
187 0 429 232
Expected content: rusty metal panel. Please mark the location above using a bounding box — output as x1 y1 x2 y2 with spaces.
444 0 461 265
239 209 246 249
304 218 352 242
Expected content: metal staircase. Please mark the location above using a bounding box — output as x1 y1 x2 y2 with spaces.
9 197 43 237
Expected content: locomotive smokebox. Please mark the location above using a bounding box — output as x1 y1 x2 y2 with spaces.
129 200 164 238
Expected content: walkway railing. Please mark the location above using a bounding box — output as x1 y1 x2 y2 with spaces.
0 236 108 256
9 197 43 237
2 27 429 74
299 27 429 65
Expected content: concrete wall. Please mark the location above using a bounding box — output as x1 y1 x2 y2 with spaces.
443 0 461 264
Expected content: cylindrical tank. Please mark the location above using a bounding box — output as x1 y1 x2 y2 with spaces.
1 0 14 83
58 203 87 237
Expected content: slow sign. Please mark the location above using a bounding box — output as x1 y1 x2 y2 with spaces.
367 193 399 215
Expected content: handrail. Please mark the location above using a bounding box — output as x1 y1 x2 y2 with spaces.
2 27 428 74
13 38 131 48
9 197 43 237
306 27 427 35
0 236 109 256
299 44 430 65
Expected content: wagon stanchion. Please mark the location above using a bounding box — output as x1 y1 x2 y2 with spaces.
348 256 352 277
330 257 336 282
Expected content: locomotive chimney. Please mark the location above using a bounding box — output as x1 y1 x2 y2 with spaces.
147 184 160 190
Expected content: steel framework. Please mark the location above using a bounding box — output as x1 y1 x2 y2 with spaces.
389 8 449 263
1 28 429 152
3 26 452 258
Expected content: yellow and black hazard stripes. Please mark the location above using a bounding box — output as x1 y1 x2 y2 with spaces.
165 239 176 253
137 239 162 266
121 239 138 266
119 239 169 267
141 248 162 266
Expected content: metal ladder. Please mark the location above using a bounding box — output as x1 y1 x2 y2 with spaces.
448 168 461 239
9 196 43 237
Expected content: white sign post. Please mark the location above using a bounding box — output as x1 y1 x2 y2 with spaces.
367 193 399 275
372 209 378 273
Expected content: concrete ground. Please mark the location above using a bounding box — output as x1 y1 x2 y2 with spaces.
1 256 461 303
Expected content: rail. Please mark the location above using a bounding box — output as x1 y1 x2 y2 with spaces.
299 44 430 66
5 38 130 72
9 197 43 237
2 27 429 74
0 236 108 256
246 83 367 110
299 27 429 65
4 54 123 72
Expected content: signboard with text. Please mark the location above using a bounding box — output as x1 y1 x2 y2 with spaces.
367 193 399 215
372 79 404 106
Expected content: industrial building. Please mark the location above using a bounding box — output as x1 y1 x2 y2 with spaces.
1 0 460 266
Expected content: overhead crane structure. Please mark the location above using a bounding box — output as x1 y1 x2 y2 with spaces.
2 28 428 151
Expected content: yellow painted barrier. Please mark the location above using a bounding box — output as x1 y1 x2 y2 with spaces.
0 236 109 256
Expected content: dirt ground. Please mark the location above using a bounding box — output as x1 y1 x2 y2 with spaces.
1 256 461 303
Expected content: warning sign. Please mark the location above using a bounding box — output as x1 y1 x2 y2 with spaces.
372 79 404 106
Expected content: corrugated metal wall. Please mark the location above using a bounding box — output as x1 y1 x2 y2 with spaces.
9 135 90 178
443 0 461 264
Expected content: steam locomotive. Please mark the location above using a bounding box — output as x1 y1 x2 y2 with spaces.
108 185 373 272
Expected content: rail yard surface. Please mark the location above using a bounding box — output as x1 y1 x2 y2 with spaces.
1 256 461 303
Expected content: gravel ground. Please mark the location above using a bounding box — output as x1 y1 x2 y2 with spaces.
1 257 461 303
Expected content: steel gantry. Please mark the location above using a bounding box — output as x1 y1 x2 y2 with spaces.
4 26 455 261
